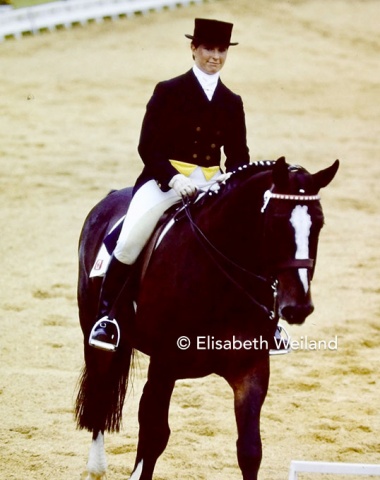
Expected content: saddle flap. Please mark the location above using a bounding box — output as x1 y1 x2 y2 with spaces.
89 205 185 280
89 216 125 278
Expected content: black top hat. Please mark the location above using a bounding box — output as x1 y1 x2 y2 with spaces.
185 18 238 47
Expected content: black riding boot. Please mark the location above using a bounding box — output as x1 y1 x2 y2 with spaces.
89 255 132 352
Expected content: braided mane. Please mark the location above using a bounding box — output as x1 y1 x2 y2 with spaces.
197 159 309 207
230 160 277 181
195 160 277 209
221 160 278 194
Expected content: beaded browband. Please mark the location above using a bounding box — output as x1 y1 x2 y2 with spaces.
261 189 321 212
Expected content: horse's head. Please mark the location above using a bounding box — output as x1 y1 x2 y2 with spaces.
261 157 339 324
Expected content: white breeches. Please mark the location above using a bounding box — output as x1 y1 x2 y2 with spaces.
113 167 222 265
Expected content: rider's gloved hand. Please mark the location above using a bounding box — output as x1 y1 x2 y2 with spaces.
169 174 198 199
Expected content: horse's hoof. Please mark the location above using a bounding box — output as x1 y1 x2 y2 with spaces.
81 472 106 480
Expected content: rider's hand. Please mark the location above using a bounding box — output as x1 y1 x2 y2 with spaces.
169 174 198 199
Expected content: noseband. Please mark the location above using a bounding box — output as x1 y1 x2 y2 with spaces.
275 258 315 270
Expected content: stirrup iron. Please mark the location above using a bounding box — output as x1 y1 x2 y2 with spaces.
269 324 291 356
89 317 120 352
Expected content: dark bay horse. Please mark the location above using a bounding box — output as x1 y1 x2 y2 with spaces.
75 157 339 480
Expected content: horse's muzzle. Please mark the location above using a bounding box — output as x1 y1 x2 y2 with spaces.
280 303 314 324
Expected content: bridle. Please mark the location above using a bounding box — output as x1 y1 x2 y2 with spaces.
261 188 321 273
183 199 278 319
182 186 321 321
261 189 321 213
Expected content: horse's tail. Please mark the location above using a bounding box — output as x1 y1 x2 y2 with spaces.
75 341 134 432
75 186 136 432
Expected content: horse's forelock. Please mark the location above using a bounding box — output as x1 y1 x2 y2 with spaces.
288 166 321 195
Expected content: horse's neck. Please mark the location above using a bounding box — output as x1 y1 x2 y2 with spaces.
217 172 269 227
196 173 270 266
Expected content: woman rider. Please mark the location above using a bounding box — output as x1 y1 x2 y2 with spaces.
89 18 251 351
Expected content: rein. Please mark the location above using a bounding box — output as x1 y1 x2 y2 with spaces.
182 198 277 320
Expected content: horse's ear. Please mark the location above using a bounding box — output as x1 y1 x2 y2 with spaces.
312 159 340 190
272 156 289 188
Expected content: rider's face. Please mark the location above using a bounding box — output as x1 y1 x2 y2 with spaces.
191 44 229 75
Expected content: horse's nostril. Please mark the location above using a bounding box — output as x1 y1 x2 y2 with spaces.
281 304 314 324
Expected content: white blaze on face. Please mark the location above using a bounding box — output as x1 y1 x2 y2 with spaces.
290 205 312 293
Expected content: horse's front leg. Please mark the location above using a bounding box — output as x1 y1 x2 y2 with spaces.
85 430 107 480
226 355 270 480
129 359 175 480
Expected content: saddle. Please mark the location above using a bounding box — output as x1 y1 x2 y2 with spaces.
89 201 188 283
